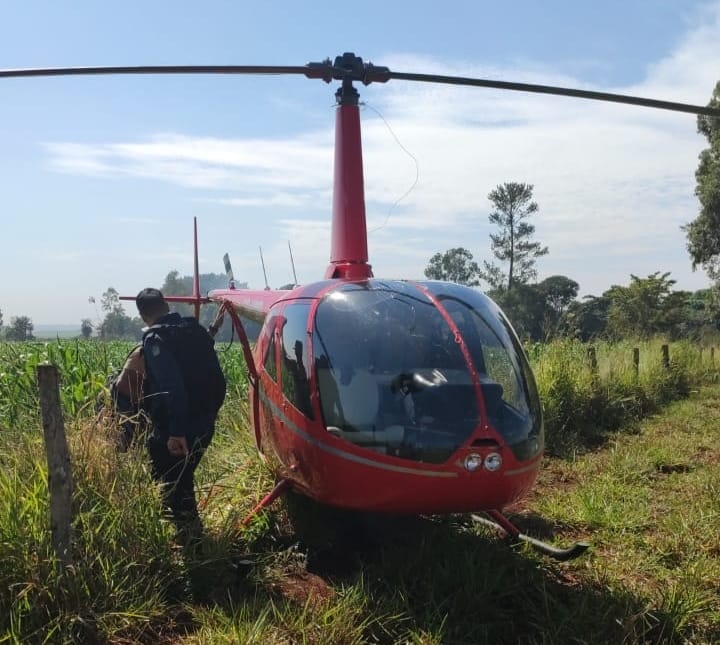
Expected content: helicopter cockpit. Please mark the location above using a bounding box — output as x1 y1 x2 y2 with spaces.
312 280 543 464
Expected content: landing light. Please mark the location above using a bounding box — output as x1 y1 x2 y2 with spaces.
464 454 483 472
484 452 503 472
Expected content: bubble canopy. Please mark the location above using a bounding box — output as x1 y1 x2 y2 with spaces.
311 280 543 464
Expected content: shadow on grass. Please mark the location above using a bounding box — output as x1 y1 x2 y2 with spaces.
176 495 693 645
545 419 641 459
545 377 695 460
108 606 197 645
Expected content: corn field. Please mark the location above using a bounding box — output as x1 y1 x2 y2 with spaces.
0 337 715 454
0 340 249 429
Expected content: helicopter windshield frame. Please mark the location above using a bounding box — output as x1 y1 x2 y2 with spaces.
310 280 543 464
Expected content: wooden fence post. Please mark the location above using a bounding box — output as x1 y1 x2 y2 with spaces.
661 344 670 370
37 365 73 569
633 347 640 378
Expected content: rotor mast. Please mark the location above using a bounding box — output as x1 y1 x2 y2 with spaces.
319 53 388 280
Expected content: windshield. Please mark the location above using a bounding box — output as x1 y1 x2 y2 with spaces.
312 280 542 463
424 282 544 461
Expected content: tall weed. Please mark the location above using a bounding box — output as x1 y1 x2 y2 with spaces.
534 339 715 455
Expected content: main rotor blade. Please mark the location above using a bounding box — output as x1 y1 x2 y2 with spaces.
386 71 720 117
0 64 311 79
2 60 717 118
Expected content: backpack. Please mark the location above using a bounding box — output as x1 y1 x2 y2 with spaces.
143 317 227 417
99 343 149 450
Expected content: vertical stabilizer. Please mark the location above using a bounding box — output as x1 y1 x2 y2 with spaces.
192 217 201 319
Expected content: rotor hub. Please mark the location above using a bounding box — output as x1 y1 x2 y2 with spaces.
306 52 391 83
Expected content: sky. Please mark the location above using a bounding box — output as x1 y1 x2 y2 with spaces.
1 0 719 326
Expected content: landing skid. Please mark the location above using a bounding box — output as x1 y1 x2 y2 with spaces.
471 510 589 562
237 478 292 531
238 484 589 562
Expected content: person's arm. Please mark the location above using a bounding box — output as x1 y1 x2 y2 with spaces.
143 334 191 453
115 346 144 404
208 309 225 338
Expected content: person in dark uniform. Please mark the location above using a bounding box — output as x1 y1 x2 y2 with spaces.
135 288 226 542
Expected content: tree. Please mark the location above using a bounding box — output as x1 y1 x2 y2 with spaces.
480 182 548 291
654 288 720 341
160 270 250 342
80 318 93 339
566 295 611 341
538 275 579 340
161 270 235 301
684 81 720 278
487 275 578 342
489 283 546 341
98 287 143 340
5 316 35 341
0 308 3 335
605 272 677 339
101 287 123 315
424 248 481 286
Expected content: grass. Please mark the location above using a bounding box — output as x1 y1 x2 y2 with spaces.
523 389 720 643
532 339 717 455
0 338 719 643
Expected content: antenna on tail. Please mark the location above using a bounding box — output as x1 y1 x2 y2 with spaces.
259 246 270 290
288 240 298 286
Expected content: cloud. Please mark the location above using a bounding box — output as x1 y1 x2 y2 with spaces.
629 2 720 102
42 6 720 296
204 192 325 208
47 132 334 190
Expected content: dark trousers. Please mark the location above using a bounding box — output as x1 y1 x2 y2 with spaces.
146 427 214 530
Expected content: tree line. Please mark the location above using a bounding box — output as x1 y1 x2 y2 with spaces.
79 272 247 342
0 311 35 341
425 181 720 343
1 271 239 342
422 79 720 342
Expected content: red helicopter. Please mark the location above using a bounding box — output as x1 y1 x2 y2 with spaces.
5 54 719 560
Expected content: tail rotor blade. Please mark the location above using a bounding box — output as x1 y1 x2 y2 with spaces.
223 253 236 289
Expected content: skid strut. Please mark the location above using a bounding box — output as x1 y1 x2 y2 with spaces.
471 510 589 562
238 478 292 529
